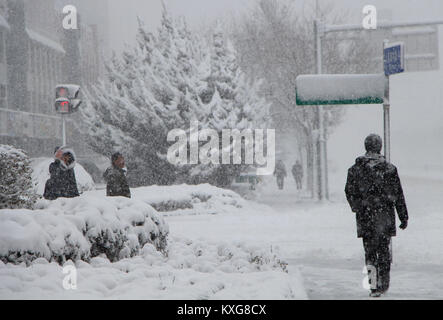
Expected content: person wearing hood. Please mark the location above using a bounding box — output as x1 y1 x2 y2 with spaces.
43 146 80 200
103 152 131 198
345 134 408 297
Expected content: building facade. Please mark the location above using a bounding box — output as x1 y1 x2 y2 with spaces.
0 0 9 110
0 0 109 158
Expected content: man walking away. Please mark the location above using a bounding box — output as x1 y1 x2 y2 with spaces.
292 160 303 190
103 152 131 198
274 160 287 190
345 134 408 298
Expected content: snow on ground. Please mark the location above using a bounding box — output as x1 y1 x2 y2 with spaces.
90 184 260 217
31 158 96 195
3 150 442 299
0 236 305 300
0 184 306 300
164 173 443 300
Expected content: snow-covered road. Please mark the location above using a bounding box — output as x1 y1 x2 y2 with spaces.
167 174 443 300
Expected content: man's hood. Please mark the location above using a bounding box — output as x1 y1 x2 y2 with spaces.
355 152 387 169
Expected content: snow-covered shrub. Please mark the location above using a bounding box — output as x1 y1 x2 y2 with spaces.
0 145 38 209
0 193 168 265
31 158 96 195
130 184 249 216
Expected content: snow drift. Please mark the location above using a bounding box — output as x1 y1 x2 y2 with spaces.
129 184 252 216
0 193 168 265
0 236 306 299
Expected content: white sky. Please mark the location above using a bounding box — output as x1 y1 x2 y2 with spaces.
107 0 443 52
105 0 443 174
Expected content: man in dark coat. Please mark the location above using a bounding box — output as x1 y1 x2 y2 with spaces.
345 134 408 297
274 160 287 190
103 152 131 198
43 147 80 200
292 160 303 190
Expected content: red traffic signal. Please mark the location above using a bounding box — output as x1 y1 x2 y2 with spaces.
54 85 82 114
55 98 71 114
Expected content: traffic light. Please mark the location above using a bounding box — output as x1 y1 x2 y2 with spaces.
55 84 82 114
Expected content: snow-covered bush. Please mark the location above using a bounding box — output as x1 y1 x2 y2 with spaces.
0 193 168 265
31 158 95 195
0 145 38 209
81 6 270 188
130 184 250 216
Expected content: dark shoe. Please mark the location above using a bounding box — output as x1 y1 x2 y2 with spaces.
369 289 381 298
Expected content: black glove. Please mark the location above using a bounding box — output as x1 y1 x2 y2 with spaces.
399 220 408 230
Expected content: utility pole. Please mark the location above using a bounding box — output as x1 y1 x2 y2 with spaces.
383 39 391 162
314 19 327 201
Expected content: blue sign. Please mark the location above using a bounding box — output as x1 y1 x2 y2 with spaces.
384 43 405 76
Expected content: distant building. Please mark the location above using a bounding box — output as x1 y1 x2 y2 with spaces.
0 0 109 159
0 0 9 110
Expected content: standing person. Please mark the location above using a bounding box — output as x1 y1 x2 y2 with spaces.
43 146 80 200
103 152 131 198
274 160 287 190
345 134 408 298
292 160 303 190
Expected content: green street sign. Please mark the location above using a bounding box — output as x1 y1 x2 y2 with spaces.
296 74 386 106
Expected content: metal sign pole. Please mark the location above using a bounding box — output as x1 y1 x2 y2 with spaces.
383 39 393 264
383 40 391 163
315 19 327 201
62 113 66 146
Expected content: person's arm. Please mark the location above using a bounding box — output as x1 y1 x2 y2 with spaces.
392 168 408 225
49 161 60 177
345 167 361 213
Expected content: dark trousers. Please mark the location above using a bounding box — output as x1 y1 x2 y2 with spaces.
363 234 391 292
276 176 284 190
295 177 302 190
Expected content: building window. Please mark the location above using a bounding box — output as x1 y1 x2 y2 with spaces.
0 31 4 63
0 84 6 108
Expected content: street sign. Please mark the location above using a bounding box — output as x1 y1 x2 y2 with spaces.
384 42 405 75
296 74 386 106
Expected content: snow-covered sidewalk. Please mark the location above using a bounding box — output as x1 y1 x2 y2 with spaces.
253 175 443 299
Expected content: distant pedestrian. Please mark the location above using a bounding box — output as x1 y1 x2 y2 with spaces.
274 160 287 190
345 134 408 298
103 152 131 198
43 146 80 200
292 160 303 190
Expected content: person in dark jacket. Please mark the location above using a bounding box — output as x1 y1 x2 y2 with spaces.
274 160 287 190
103 152 131 198
43 146 80 200
292 160 303 190
345 134 408 297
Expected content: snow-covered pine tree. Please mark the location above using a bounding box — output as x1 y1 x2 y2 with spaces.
82 7 205 186
192 25 271 186
0 145 38 209
82 7 270 187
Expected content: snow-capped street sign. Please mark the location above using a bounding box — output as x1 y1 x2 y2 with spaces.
384 42 405 76
295 74 386 105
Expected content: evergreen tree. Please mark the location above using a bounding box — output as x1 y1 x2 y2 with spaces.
82 7 270 187
0 145 38 209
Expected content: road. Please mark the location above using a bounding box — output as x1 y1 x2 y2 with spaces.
256 175 443 299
